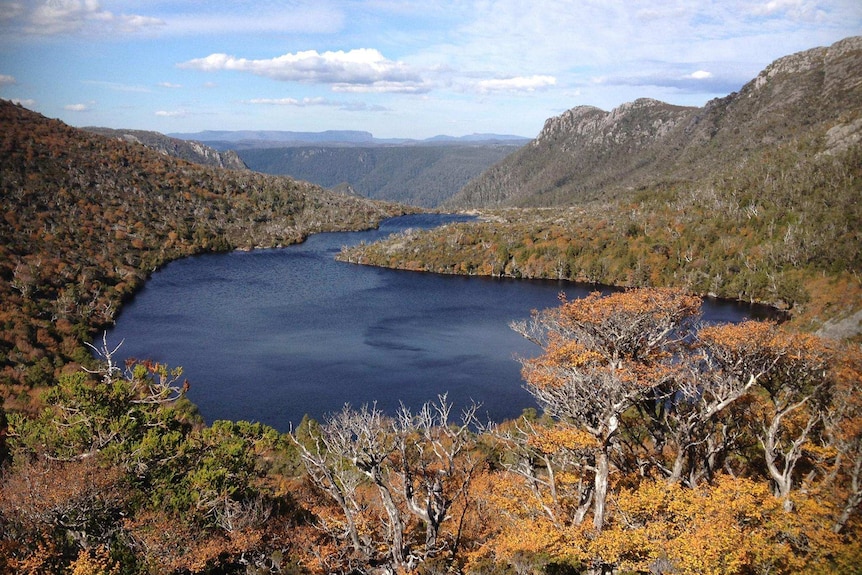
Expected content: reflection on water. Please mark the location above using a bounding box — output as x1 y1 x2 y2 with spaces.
107 214 775 431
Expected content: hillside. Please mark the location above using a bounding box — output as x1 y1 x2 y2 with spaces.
83 127 248 170
1 94 861 574
238 144 521 207
341 37 862 333
449 35 862 208
0 100 412 408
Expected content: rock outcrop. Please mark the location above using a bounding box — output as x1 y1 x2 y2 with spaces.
448 36 862 208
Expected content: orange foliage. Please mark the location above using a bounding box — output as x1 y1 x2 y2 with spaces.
124 509 266 574
592 475 850 575
527 424 599 454
557 287 701 327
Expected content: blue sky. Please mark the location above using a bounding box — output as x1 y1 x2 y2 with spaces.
1 1 860 139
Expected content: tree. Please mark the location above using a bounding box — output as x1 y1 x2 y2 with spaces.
492 414 598 528
512 288 701 531
698 321 832 510
819 343 862 534
292 396 482 572
395 395 482 561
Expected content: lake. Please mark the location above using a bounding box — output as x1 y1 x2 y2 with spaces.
107 214 775 431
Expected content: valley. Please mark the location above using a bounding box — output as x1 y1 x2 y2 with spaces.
0 34 860 575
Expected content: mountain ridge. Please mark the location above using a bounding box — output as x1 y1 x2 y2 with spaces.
83 126 248 170
448 35 862 208
169 129 530 149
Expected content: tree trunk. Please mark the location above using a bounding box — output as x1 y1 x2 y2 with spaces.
593 448 610 531
375 480 405 569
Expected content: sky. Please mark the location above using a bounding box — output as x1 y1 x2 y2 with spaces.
0 1 860 140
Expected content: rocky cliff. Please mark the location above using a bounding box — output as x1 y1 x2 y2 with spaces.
84 127 248 170
448 35 862 208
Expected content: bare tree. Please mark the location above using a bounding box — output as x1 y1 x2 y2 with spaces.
395 394 482 561
293 396 482 572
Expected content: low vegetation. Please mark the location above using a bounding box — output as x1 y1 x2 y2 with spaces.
0 100 413 412
2 37 861 574
2 288 860 574
339 137 862 332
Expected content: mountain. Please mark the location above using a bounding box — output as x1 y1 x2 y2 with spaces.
340 37 861 332
169 129 376 147
169 129 529 149
237 144 522 208
163 130 527 206
84 127 248 170
0 99 411 398
448 35 862 208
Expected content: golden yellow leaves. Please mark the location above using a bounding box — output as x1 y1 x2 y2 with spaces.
527 425 599 454
68 547 120 575
557 287 701 326
544 336 606 368
580 475 835 575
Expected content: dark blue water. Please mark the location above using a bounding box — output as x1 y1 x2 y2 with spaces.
107 214 773 431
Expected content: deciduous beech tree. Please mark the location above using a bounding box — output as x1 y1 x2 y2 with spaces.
820 343 862 534
395 395 483 562
698 321 832 510
512 288 701 531
291 404 383 569
591 474 850 575
493 415 598 528
292 395 481 573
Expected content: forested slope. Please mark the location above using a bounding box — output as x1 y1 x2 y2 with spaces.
343 37 862 333
0 100 411 409
239 144 522 207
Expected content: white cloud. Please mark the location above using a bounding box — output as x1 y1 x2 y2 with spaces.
155 109 186 117
3 0 163 36
158 82 182 89
246 97 332 106
64 103 89 111
0 74 16 87
749 0 827 21
689 70 713 80
245 97 389 111
0 1 24 21
11 98 36 108
179 49 430 93
476 75 557 94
